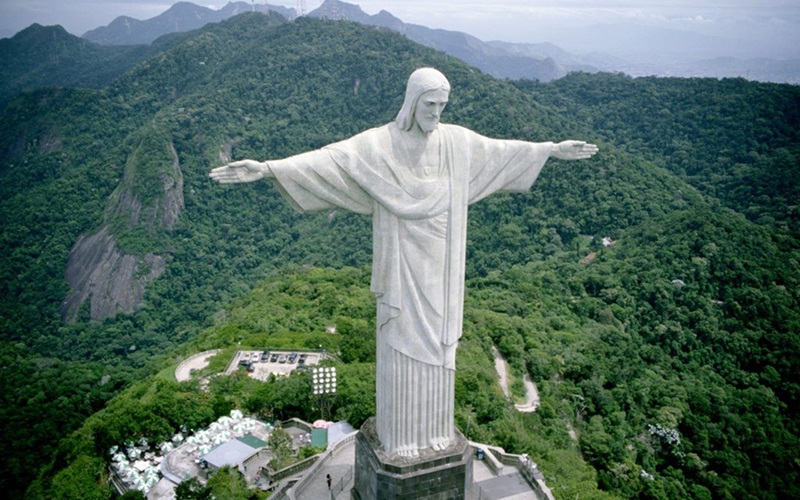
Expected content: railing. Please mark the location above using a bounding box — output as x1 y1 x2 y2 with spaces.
468 441 505 474
484 448 504 475
518 454 555 500
268 478 299 500
468 441 555 500
107 468 130 496
329 466 353 498
267 454 320 482
288 431 358 499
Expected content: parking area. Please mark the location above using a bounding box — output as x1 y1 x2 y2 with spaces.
226 350 323 381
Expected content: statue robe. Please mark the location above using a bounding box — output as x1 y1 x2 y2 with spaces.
268 122 552 453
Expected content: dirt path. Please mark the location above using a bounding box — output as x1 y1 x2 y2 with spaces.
516 372 540 413
492 345 539 413
492 345 510 395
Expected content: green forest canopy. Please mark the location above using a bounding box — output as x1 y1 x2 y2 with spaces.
0 13 797 499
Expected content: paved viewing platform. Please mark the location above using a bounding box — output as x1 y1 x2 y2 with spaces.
275 433 552 500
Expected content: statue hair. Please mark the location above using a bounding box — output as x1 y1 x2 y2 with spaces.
395 68 451 131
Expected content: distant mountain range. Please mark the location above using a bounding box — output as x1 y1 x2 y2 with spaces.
81 0 570 82
308 0 570 81
82 1 296 45
5 0 800 84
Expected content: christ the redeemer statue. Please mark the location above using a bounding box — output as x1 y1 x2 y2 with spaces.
211 68 597 457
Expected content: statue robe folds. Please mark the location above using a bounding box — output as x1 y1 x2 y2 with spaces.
268 122 552 453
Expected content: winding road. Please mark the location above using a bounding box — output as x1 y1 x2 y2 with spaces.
492 345 540 413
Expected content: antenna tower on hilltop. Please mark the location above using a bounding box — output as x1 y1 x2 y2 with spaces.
316 0 343 20
297 0 307 17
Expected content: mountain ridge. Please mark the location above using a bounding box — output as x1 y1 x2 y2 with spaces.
73 0 800 83
82 1 296 45
0 24 151 110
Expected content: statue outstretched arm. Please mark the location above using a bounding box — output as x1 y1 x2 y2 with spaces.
209 160 272 184
550 140 599 160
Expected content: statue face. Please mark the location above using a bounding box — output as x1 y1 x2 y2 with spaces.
413 88 449 134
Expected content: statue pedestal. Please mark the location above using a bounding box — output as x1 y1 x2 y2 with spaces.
351 417 473 500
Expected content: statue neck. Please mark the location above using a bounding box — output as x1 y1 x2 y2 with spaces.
397 127 441 172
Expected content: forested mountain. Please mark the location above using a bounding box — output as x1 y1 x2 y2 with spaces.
0 24 146 111
0 3 296 112
1 11 798 500
0 22 214 112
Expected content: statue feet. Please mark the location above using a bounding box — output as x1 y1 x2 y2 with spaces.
429 436 451 451
395 444 419 458
391 438 452 457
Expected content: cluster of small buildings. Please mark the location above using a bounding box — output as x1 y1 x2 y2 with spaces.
109 409 276 497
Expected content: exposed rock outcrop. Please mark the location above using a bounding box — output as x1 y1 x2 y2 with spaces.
61 227 165 321
61 129 182 322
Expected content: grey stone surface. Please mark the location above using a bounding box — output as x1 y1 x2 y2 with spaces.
62 226 166 322
352 418 472 499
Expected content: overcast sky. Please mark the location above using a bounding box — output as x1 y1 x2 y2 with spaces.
2 1 798 57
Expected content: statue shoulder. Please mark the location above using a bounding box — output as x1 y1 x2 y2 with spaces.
325 124 392 152
438 123 483 142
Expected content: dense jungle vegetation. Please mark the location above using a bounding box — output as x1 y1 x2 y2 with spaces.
0 12 798 499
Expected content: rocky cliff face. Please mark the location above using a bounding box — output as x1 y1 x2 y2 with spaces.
61 131 183 322
61 227 165 321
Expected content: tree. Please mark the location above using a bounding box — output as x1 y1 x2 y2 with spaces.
119 491 146 499
268 426 293 471
334 363 376 427
174 477 211 500
47 456 111 500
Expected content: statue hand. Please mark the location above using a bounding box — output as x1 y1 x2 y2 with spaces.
209 159 269 183
551 140 599 160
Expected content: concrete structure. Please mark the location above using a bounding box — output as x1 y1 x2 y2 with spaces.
352 418 472 499
224 349 325 380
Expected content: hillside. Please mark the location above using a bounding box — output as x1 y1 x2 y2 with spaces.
511 74 800 235
0 12 798 500
0 24 146 111
0 21 224 112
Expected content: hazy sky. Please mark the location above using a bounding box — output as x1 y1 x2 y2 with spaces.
2 1 798 57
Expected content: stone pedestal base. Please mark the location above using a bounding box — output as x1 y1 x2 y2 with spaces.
351 417 473 500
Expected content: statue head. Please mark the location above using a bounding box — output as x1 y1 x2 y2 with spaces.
396 68 451 132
